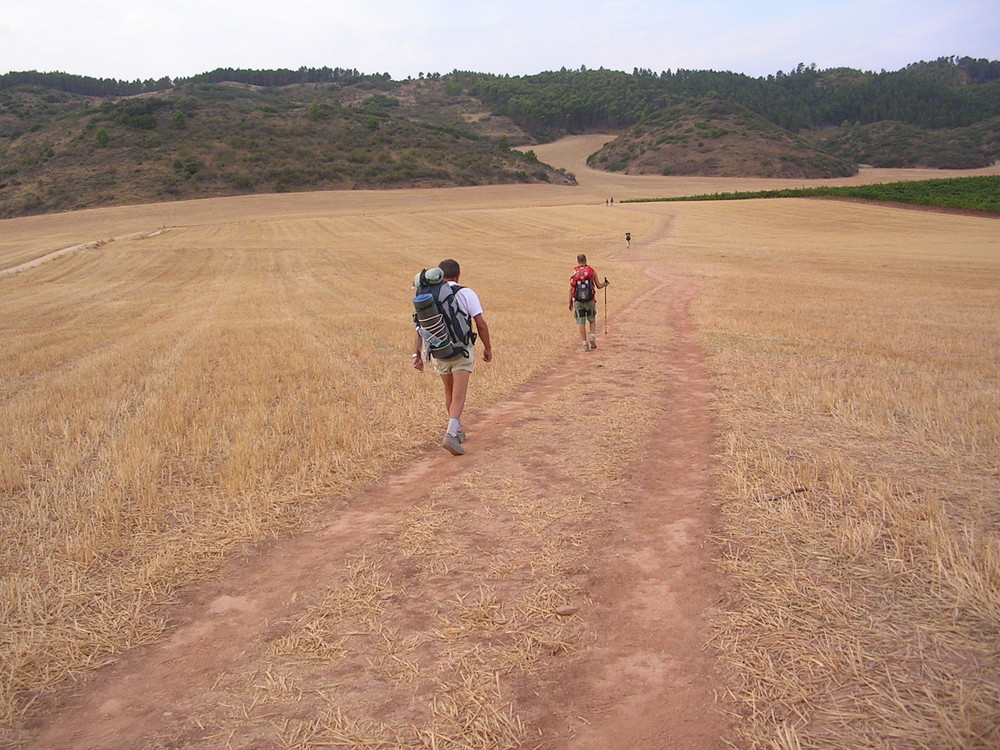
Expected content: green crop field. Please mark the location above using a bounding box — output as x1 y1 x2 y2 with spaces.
628 175 1000 213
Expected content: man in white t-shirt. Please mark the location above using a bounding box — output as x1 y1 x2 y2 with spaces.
411 259 493 455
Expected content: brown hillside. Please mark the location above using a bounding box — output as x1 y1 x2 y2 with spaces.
588 98 857 178
380 78 535 146
0 80 567 218
804 118 999 169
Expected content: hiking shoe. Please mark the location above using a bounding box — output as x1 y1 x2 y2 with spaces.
582 340 590 351
589 333 597 350
456 428 467 444
442 433 465 456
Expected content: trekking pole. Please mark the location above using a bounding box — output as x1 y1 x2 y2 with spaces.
603 278 608 334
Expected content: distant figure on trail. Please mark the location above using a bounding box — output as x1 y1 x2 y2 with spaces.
625 232 631 249
569 254 607 352
411 259 493 456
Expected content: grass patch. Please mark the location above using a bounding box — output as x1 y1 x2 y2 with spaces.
626 175 1000 213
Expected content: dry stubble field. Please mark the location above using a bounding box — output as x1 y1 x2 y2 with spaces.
653 198 1000 748
1 138 998 748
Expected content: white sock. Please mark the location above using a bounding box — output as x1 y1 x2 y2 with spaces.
447 418 460 437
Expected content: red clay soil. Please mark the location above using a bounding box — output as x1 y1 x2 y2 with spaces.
21 224 730 749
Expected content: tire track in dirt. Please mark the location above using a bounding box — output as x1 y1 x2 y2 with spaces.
556 272 726 750
0 229 173 277
22 213 728 749
503 214 726 749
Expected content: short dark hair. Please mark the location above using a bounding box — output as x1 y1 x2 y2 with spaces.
577 254 587 264
439 258 460 278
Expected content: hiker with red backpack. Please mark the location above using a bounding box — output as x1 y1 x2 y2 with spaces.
569 254 608 351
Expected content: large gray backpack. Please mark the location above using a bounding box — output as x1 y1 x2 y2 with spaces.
412 269 475 360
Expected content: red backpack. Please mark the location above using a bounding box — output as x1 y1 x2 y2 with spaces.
572 267 596 302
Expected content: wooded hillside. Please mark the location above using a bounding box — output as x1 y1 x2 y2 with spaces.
455 57 1000 135
454 58 999 174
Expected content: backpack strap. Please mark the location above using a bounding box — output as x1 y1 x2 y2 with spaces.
448 284 477 345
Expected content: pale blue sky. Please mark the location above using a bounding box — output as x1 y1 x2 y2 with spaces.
2 0 997 81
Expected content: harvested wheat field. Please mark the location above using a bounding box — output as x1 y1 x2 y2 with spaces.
1 136 998 749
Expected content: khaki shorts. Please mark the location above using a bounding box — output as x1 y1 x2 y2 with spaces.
573 300 597 324
433 347 474 375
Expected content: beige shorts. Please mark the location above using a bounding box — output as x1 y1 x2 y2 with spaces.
433 347 474 375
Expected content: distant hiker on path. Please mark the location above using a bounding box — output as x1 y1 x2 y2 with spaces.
625 232 631 248
412 259 493 456
569 254 607 352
